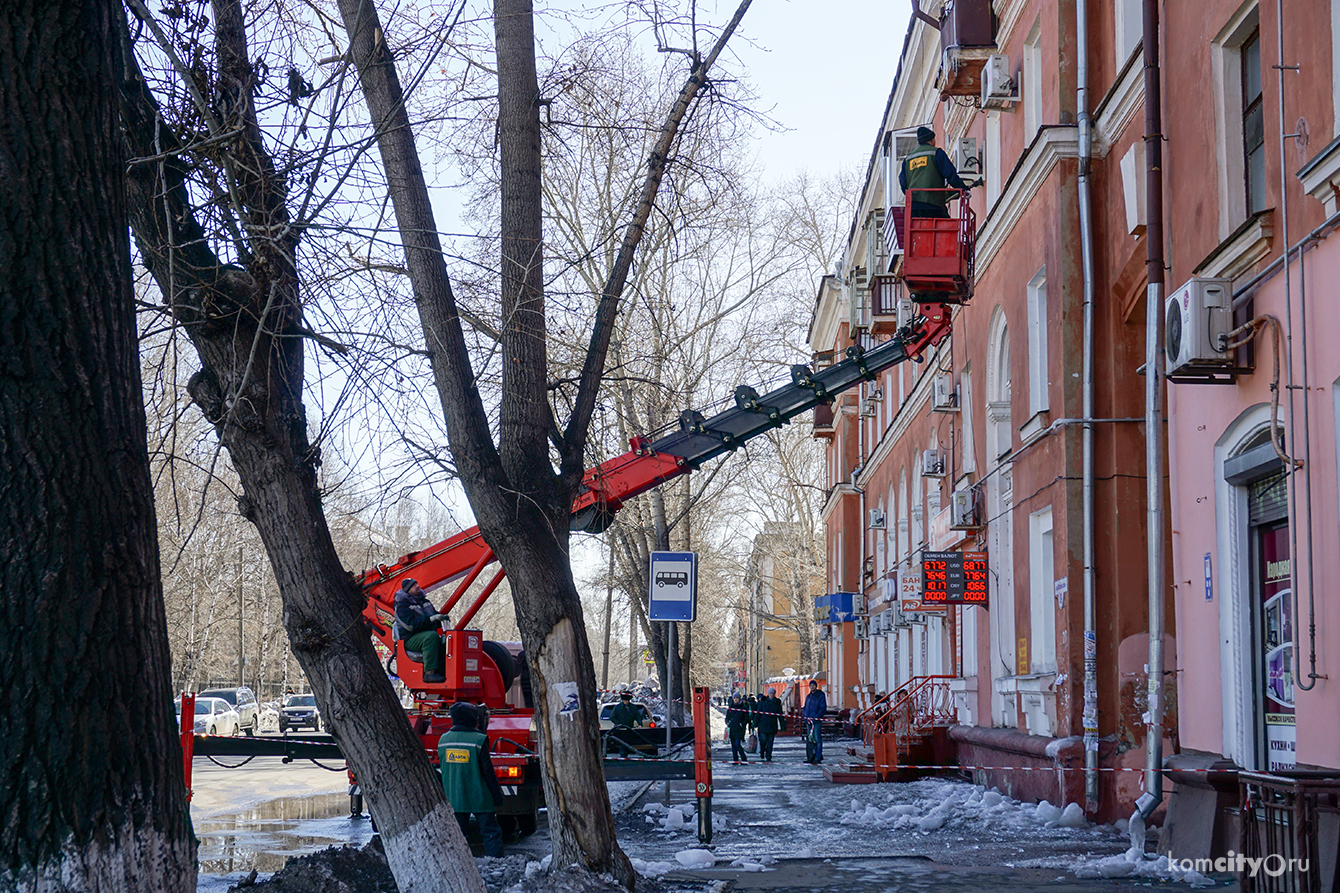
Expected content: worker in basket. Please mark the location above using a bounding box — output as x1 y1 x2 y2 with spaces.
899 126 975 218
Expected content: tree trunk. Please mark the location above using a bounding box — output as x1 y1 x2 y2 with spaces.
116 4 482 889
0 2 196 888
335 0 751 883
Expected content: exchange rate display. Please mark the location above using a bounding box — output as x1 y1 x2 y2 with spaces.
921 550 989 607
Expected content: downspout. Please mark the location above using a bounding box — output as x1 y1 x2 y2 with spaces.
1134 0 1167 828
1075 0 1101 816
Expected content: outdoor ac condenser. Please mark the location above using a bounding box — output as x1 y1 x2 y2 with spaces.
1165 277 1234 376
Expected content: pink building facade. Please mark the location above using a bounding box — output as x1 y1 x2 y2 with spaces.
1157 0 1340 863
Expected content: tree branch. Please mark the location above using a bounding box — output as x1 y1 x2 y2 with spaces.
560 0 753 477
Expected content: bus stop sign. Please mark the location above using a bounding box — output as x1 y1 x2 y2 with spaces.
649 551 697 621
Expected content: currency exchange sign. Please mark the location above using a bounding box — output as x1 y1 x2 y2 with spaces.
921 550 989 607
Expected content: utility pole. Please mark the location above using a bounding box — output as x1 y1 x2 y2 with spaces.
237 545 244 688
601 532 614 689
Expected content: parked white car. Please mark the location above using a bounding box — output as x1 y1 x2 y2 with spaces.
175 697 241 736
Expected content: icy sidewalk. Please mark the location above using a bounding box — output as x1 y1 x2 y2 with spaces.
608 735 1232 890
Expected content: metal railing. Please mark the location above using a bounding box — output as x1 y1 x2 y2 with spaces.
856 675 956 749
1239 770 1340 893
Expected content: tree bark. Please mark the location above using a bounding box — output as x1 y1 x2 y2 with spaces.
116 4 483 890
0 2 196 888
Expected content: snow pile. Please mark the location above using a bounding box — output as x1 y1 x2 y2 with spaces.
641 801 723 834
675 849 716 869
501 862 630 893
628 857 677 878
1072 846 1214 887
728 857 767 872
837 782 1095 836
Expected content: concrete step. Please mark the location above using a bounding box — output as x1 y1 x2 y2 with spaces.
823 761 881 784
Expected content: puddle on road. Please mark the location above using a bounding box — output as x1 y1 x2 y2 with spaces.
195 793 376 875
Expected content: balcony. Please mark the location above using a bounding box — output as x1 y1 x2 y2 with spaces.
938 0 996 100
812 402 836 439
870 274 902 335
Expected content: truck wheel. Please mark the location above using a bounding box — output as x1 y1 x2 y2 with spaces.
518 811 538 836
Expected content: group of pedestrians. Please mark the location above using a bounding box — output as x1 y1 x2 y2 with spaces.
723 681 828 764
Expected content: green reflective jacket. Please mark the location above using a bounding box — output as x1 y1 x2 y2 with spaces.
439 729 494 814
903 145 949 210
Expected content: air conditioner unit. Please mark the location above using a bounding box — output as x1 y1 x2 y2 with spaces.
1165 277 1234 376
922 449 946 478
868 509 887 529
854 617 869 639
896 296 917 329
981 54 1018 109
861 398 878 418
953 137 982 181
932 374 957 411
950 489 980 529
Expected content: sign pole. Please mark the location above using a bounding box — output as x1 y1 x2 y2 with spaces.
665 620 676 802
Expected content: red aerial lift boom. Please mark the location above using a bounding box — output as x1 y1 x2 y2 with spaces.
352 303 954 829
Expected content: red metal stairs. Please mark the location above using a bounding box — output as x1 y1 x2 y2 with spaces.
823 675 957 785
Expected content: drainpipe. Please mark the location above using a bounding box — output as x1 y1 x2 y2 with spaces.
1134 0 1167 829
1075 0 1101 816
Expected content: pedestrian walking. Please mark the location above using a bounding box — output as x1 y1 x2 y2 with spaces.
755 687 784 762
801 680 828 764
725 692 751 764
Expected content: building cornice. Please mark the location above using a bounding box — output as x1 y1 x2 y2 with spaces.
976 125 1080 272
1092 46 1145 156
820 482 860 523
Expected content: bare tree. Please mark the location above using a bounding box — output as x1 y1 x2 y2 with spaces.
0 0 196 887
334 0 753 880
116 0 488 887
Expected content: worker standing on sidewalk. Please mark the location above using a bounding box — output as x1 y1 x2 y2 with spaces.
755 687 784 762
439 702 505 856
801 680 827 764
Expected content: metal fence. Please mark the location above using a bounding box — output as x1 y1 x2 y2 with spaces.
1239 770 1340 893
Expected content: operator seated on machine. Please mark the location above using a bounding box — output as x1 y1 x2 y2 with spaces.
395 578 448 684
899 125 975 219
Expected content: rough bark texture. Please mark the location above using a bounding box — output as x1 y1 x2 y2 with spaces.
0 2 196 889
116 4 483 891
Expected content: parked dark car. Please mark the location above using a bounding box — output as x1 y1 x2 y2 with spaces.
280 693 322 732
197 687 259 736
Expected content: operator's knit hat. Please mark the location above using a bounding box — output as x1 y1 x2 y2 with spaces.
916 126 935 144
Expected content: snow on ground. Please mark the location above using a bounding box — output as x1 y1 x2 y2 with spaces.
832 776 1213 887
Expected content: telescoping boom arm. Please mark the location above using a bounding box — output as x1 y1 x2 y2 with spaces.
358 304 952 623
